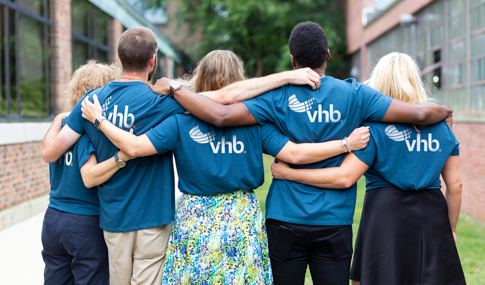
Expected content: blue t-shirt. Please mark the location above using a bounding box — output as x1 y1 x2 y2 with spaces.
49 132 99 216
145 115 289 196
243 76 393 226
353 121 459 191
66 81 185 232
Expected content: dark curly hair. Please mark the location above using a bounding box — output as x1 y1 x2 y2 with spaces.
288 21 328 68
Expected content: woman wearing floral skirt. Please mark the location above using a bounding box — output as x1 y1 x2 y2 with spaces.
81 50 371 284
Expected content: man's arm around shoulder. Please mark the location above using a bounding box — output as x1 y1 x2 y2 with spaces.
381 100 452 125
42 113 82 163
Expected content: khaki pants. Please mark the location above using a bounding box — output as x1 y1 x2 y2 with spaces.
103 222 173 285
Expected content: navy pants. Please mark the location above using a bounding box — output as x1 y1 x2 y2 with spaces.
266 219 353 285
41 207 109 285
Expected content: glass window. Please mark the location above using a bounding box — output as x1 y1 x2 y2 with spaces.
448 88 467 110
430 25 444 48
448 0 466 18
71 0 112 67
18 0 47 17
448 64 467 87
427 1 444 28
0 2 52 118
471 33 485 58
448 15 466 40
151 51 166 83
470 4 485 32
448 40 466 64
471 58 485 83
471 85 485 110
19 15 47 116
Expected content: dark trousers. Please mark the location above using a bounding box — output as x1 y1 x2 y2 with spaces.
41 207 109 285
266 218 352 285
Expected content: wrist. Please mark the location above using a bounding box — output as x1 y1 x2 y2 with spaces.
342 137 351 153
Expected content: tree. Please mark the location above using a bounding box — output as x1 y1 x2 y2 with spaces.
142 0 347 78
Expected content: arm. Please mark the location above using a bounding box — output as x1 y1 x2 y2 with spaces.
275 126 370 164
42 113 82 163
202 68 321 104
271 153 369 189
81 95 157 158
80 150 133 188
441 155 462 243
152 80 257 127
381 100 452 125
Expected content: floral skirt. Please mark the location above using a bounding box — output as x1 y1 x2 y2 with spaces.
162 190 273 285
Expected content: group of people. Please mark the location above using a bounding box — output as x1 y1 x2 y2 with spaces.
41 21 465 285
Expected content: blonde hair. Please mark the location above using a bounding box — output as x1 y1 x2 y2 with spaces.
67 60 121 108
182 50 245 92
366 52 431 104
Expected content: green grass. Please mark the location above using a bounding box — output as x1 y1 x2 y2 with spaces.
255 154 485 284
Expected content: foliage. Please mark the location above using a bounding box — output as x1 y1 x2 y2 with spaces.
141 0 348 77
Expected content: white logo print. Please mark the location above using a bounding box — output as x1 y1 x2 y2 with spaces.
288 94 341 123
385 125 440 152
99 95 135 129
288 94 314 113
58 151 73 166
189 125 244 154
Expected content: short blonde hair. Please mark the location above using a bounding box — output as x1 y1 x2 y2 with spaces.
366 52 431 104
67 60 121 108
183 50 245 92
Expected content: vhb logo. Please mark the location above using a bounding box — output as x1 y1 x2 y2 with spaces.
103 99 135 128
385 125 440 152
288 94 341 123
189 125 244 154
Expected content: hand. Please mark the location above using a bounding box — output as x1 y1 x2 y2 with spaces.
81 94 103 124
271 159 292 180
347 126 370 151
285 68 321 90
150 77 171 95
56 112 71 121
446 114 453 131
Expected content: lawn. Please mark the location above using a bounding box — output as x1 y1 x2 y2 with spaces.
254 154 485 284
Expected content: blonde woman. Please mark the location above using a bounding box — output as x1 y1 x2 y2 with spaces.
42 61 132 284
271 52 466 285
80 50 371 284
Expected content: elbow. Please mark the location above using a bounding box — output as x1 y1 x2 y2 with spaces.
413 109 429 124
127 149 139 158
288 154 303 165
42 148 57 163
82 177 96 189
340 179 355 189
212 113 232 127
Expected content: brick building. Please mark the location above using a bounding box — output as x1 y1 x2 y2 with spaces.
0 0 189 229
345 0 485 222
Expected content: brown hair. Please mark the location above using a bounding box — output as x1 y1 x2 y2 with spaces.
67 60 120 108
184 50 245 92
118 27 158 73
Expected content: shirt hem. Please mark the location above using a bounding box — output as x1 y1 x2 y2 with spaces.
266 214 353 226
100 220 174 233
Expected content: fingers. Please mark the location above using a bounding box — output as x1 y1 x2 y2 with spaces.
93 94 100 105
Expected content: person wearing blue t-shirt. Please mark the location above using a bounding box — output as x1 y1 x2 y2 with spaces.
148 22 453 284
271 53 465 285
81 50 371 284
41 28 327 284
42 61 133 284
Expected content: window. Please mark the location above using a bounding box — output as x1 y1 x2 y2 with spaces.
72 0 112 69
0 0 53 118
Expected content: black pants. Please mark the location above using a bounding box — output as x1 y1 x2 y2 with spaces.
41 208 109 285
266 218 352 285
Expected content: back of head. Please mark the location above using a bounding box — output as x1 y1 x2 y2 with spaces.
118 27 158 73
289 21 328 68
188 50 245 92
67 60 120 108
367 52 430 104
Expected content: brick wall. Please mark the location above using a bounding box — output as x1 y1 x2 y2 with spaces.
0 143 50 211
52 0 72 114
108 18 123 68
453 123 485 222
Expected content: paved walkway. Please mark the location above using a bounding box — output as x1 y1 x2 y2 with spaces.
0 211 45 284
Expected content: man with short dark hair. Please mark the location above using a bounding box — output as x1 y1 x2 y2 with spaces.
150 21 452 284
42 26 322 284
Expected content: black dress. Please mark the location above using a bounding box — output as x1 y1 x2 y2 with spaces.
350 186 466 285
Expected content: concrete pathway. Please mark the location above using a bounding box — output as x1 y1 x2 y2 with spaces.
0 212 45 284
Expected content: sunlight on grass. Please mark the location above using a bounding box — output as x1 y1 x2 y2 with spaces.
255 154 485 284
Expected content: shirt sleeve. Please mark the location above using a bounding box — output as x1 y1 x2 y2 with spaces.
355 83 393 122
145 116 180 154
260 123 290 157
451 141 460 156
159 95 186 116
76 135 95 169
242 89 281 125
65 92 92 135
352 125 378 167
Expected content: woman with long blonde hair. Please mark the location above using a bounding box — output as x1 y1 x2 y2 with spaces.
80 50 372 284
271 52 466 285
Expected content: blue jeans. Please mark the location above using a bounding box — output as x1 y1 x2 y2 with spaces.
41 207 109 285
